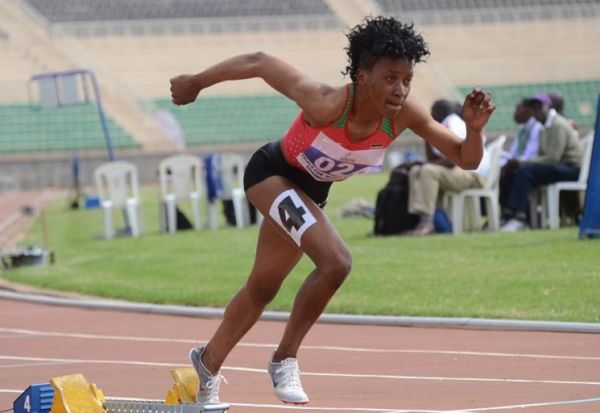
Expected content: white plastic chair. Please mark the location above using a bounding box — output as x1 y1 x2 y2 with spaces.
444 135 507 234
219 153 260 228
536 131 594 230
219 154 245 200
94 161 141 239
158 154 203 233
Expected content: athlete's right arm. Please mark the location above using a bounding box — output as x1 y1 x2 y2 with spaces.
170 52 343 124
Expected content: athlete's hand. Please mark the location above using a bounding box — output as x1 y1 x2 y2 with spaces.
462 86 495 132
170 74 201 106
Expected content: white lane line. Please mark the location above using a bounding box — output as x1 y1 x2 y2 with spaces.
0 361 74 369
228 402 449 412
1 327 599 362
0 388 22 394
1 355 599 387
450 396 600 412
234 366 600 387
0 333 38 339
4 386 599 413
299 346 600 361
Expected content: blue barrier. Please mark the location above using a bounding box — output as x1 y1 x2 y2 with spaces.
579 94 600 239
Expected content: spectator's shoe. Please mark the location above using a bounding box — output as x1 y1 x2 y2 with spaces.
500 218 529 232
268 356 309 405
189 346 227 405
406 223 435 236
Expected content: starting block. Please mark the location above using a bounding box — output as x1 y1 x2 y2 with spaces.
165 368 200 404
14 372 229 413
105 399 229 413
50 373 105 413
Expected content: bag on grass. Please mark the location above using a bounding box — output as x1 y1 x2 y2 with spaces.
373 163 420 235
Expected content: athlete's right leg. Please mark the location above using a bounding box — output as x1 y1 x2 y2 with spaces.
190 212 303 405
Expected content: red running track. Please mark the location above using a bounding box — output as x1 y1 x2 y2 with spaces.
1 298 600 412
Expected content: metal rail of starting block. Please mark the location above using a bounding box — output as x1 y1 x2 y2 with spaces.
104 398 229 413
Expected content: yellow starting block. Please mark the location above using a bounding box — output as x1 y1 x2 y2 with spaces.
48 372 229 413
165 368 199 404
50 373 105 413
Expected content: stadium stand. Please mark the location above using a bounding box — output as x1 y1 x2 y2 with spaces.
0 103 138 154
1 0 599 189
153 95 299 146
22 0 342 36
376 0 600 24
24 0 335 21
457 79 600 135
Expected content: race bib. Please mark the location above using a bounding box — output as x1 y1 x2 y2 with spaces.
297 133 385 182
269 189 316 246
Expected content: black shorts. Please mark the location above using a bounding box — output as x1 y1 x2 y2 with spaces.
243 141 332 207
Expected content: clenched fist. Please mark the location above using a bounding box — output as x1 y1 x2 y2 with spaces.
462 86 495 132
170 74 201 106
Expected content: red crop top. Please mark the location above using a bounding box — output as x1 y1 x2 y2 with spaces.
281 84 396 182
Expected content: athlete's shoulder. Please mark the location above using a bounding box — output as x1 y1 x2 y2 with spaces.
392 94 430 133
302 84 349 126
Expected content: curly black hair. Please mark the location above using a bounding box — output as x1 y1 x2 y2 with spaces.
343 16 430 82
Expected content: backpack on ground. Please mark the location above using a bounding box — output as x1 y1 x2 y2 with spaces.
373 164 420 235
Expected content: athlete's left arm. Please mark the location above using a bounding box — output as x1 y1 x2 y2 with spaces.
404 88 495 170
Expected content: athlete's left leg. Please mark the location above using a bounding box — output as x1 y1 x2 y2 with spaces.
246 177 352 363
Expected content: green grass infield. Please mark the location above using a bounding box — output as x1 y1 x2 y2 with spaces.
3 172 599 323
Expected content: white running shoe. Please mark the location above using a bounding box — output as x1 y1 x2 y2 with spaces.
268 356 309 405
500 218 529 232
189 346 227 405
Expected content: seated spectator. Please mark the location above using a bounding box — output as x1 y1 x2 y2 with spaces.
548 93 565 115
500 93 582 231
407 99 490 235
548 92 578 130
547 92 581 220
501 98 541 170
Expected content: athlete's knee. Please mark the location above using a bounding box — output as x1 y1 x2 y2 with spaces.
318 247 352 290
245 277 281 306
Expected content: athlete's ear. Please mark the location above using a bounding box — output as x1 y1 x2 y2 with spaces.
356 68 366 84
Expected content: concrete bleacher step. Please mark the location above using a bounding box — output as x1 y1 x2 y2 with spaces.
0 1 173 152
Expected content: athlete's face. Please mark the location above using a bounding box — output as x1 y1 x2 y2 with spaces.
358 57 414 116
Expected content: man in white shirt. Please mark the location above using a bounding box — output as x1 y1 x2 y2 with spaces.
501 98 542 168
408 99 490 235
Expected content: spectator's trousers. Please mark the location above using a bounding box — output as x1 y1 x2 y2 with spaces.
499 163 580 214
408 163 484 216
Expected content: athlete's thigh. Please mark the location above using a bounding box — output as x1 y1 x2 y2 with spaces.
247 176 347 266
247 217 303 288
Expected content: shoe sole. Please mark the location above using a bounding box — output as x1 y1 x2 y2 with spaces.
279 398 309 405
282 400 309 405
274 392 309 405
